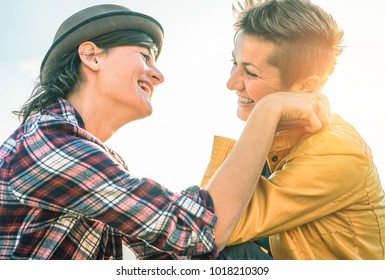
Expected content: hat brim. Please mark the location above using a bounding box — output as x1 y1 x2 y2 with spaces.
40 9 163 78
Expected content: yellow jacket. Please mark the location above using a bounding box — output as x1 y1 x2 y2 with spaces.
201 114 385 259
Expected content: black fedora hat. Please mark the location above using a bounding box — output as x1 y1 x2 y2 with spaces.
40 4 164 80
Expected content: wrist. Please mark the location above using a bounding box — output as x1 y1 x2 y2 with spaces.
250 97 281 127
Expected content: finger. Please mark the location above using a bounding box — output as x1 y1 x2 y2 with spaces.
317 100 331 126
304 112 322 133
315 93 331 115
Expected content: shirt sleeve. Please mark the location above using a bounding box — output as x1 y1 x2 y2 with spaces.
8 119 218 258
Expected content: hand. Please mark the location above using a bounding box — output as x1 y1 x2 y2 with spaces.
259 92 330 133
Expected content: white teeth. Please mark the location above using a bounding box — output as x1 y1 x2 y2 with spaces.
138 82 151 95
239 96 254 104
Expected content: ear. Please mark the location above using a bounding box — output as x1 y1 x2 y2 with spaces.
289 75 322 92
78 42 102 71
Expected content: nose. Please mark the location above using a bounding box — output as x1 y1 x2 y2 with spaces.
149 66 165 86
226 66 242 91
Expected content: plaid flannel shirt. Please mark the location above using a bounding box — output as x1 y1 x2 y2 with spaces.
0 99 218 260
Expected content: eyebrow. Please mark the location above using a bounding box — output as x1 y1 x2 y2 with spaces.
243 62 263 72
232 51 263 72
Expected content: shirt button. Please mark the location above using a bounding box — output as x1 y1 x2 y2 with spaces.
272 155 278 162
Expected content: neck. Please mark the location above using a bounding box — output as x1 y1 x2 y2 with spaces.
67 87 128 143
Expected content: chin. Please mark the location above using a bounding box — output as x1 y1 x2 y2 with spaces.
237 110 250 122
132 108 153 122
140 103 153 118
141 110 153 119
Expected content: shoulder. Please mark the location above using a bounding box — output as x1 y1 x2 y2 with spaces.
294 114 372 158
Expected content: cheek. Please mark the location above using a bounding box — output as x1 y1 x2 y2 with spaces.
245 82 269 101
246 81 281 102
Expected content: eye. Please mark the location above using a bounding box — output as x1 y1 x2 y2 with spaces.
231 58 238 66
141 52 151 62
245 68 259 78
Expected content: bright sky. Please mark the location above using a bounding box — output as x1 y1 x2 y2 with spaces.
1 0 384 192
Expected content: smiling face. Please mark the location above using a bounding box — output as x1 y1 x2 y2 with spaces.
227 32 283 121
97 45 164 122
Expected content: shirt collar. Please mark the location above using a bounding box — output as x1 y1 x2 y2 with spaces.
44 98 86 129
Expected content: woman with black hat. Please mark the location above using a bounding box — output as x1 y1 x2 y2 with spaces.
0 4 328 259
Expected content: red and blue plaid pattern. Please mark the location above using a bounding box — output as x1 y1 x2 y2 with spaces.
0 99 218 260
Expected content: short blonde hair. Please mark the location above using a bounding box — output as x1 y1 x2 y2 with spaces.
233 0 344 89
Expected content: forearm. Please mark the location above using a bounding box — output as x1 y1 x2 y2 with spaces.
13 122 218 258
206 103 280 250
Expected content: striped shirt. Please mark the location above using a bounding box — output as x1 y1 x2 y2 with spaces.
0 99 218 260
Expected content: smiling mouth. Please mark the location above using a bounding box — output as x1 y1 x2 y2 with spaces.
238 96 254 104
138 81 153 98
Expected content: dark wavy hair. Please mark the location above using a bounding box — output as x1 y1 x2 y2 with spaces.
15 30 158 124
